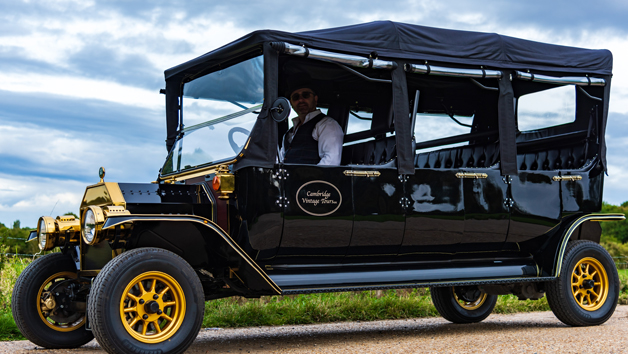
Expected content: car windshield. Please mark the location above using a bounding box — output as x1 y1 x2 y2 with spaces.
161 55 263 175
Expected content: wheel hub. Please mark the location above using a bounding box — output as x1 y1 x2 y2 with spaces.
145 301 161 314
571 257 609 311
37 271 86 332
452 286 487 311
582 279 595 290
120 271 186 344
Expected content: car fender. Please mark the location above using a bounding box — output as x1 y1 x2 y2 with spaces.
102 214 281 295
552 213 625 277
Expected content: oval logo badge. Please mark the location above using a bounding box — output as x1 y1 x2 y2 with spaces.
296 181 342 216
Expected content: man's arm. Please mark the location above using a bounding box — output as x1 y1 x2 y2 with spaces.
313 117 344 165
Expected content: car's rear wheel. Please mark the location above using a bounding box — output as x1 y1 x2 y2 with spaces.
11 253 94 348
430 286 497 324
88 248 204 354
546 240 619 326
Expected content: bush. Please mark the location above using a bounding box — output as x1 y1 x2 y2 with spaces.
0 256 30 340
600 202 628 243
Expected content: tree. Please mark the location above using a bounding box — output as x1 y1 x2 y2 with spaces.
600 202 628 243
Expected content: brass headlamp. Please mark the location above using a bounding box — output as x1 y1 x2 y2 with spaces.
36 215 81 251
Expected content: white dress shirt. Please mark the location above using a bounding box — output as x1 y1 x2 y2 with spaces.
280 109 344 165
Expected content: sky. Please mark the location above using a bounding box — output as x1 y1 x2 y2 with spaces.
2 0 628 227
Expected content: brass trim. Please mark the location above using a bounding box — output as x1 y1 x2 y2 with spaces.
102 215 281 294
552 175 583 182
456 172 488 179
214 165 235 199
555 213 626 277
343 170 381 177
80 182 127 210
159 160 236 183
104 183 126 207
81 206 105 245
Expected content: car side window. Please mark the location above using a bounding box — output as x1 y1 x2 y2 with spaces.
517 85 575 132
414 112 473 151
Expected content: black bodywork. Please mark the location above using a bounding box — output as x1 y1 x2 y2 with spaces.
83 21 620 300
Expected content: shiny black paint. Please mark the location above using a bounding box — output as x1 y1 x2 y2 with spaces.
402 169 464 259
461 169 510 252
269 258 537 290
508 171 560 245
233 167 283 261
118 183 213 219
561 161 604 216
348 165 405 260
277 164 353 263
81 240 113 271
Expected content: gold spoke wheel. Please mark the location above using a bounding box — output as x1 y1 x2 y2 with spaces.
120 271 186 344
37 271 85 332
570 257 609 311
452 288 487 311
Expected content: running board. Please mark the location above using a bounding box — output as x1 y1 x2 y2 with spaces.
270 263 539 291
280 276 557 295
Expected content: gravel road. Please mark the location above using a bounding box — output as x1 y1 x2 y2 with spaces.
3 305 628 353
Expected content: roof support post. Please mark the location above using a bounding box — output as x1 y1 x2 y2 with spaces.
498 71 518 176
392 61 414 175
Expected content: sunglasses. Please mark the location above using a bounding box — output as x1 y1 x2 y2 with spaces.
291 91 315 101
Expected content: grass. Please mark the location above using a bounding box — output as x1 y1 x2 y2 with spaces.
1 256 628 341
0 256 30 341
202 289 554 329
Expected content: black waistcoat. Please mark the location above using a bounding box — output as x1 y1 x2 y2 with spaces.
283 113 325 164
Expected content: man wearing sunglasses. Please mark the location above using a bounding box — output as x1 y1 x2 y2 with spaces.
280 80 344 165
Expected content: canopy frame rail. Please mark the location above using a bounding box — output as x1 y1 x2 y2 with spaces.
335 63 392 84
577 86 603 102
270 42 397 71
515 71 606 87
404 63 503 79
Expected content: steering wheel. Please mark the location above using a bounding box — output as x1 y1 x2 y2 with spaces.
228 127 251 153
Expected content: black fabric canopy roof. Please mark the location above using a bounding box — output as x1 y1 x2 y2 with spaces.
166 20 612 80
163 21 613 175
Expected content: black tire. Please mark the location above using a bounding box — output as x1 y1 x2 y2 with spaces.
88 248 204 354
546 240 619 326
430 286 497 324
11 252 94 348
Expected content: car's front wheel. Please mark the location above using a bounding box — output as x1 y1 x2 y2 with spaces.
11 252 94 348
88 248 204 354
430 285 497 324
546 240 619 326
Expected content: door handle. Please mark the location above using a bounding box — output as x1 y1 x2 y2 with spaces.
552 175 582 182
455 172 488 179
343 170 381 177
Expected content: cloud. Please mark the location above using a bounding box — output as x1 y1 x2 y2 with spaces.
2 0 628 227
0 173 87 227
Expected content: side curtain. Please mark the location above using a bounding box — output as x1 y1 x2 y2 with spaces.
234 42 279 171
392 61 413 175
498 71 518 176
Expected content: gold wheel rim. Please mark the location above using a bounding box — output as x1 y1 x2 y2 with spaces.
452 287 487 310
571 257 609 311
36 271 86 332
120 271 186 344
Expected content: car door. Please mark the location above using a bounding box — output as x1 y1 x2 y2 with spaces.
402 149 465 261
346 162 405 261
507 152 563 259
459 167 510 252
275 164 353 264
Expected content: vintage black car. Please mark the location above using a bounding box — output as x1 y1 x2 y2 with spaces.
12 21 626 354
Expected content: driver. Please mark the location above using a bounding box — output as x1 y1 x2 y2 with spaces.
279 75 344 165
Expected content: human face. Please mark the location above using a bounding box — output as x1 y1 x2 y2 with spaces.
290 88 318 117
